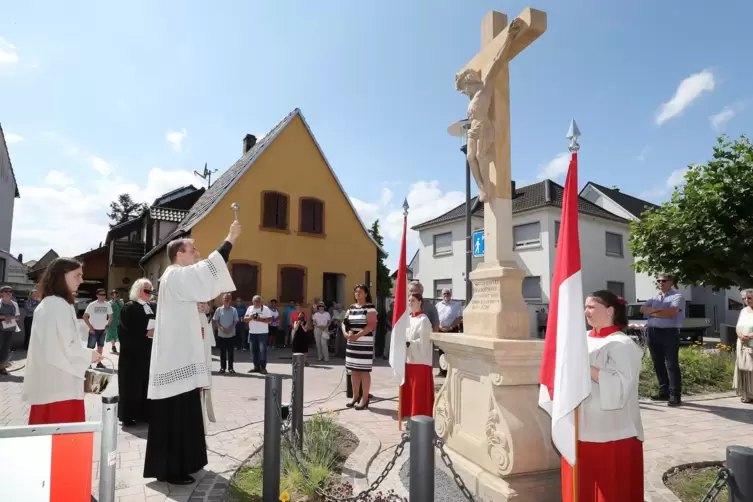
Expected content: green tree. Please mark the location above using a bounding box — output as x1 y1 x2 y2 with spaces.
629 135 753 289
107 193 148 227
369 220 392 297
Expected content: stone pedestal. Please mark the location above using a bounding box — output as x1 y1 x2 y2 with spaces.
432 333 561 501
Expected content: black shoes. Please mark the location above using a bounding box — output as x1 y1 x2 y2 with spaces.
668 395 682 407
159 475 195 485
649 394 669 402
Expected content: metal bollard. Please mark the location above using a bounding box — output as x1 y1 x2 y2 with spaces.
99 396 118 502
263 374 282 502
727 445 753 501
409 416 435 502
292 353 305 449
345 370 364 400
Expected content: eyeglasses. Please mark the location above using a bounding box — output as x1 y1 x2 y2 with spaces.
0 290 11 294
657 280 669 283
143 289 153 294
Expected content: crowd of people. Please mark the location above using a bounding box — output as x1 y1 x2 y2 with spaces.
8 215 753 497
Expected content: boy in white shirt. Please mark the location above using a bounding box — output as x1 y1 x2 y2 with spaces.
83 289 112 368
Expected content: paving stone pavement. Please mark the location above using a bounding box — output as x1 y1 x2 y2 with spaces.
3 344 751 501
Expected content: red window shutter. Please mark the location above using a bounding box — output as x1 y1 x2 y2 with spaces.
280 267 304 304
276 194 288 230
300 199 313 233
312 200 323 234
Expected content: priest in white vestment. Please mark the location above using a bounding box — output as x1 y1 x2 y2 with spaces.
143 221 240 485
561 290 644 502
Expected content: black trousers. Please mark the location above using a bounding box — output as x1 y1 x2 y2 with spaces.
217 336 235 370
24 316 33 350
647 327 682 397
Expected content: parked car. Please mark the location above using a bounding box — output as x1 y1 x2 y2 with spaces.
626 302 709 344
75 294 92 318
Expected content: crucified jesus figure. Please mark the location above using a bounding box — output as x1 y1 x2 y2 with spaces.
455 19 524 203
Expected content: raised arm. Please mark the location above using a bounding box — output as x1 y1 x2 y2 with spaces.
482 18 524 88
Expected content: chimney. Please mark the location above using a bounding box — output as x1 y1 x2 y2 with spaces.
543 180 553 203
510 180 516 198
242 134 257 154
17 253 22 263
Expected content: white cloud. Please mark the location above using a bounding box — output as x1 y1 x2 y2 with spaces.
167 129 187 151
0 37 19 64
536 152 570 181
351 181 464 255
13 167 198 260
655 70 715 125
87 155 113 176
640 167 689 200
4 133 24 144
709 102 746 130
636 145 649 162
44 170 74 187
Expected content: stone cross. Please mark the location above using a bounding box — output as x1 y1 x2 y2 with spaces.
458 8 546 266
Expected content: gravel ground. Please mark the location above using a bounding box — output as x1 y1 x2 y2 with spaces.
398 455 492 502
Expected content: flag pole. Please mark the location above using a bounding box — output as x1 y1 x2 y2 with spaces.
567 119 582 502
396 199 409 432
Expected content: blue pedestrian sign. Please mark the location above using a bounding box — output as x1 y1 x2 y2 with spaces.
472 230 485 257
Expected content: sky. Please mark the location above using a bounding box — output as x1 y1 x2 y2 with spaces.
2 0 752 271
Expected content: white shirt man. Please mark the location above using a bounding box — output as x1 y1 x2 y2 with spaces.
436 289 463 333
244 295 273 373
83 290 113 366
312 304 332 362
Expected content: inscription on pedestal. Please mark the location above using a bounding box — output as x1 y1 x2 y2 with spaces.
472 279 501 310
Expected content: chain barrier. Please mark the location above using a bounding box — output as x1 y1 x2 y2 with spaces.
700 467 730 502
434 437 476 501
275 392 409 501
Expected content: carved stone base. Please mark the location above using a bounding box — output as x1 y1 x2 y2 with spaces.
462 262 530 339
432 333 560 501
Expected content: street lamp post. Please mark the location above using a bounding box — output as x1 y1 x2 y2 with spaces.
448 119 472 303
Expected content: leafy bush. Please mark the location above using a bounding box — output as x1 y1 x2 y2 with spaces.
228 410 363 502
639 343 735 397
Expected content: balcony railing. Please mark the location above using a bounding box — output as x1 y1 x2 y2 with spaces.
110 240 145 267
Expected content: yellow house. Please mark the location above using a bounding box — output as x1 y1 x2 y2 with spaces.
141 108 382 308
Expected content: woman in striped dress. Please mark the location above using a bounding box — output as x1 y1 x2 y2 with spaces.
343 284 377 410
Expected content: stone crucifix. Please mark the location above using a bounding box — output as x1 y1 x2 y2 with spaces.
456 8 546 266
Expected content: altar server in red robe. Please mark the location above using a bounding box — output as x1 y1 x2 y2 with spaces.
400 292 434 421
562 289 645 501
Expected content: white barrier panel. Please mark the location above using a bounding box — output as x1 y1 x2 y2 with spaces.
0 422 98 502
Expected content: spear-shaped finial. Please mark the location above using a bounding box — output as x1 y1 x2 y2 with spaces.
566 119 581 153
402 198 410 216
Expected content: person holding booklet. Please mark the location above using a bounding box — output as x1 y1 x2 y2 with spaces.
561 289 644 501
399 292 434 424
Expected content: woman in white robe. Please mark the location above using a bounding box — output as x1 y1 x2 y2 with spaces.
561 289 644 502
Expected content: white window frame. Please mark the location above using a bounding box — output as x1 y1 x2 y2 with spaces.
513 222 542 250
605 231 624 258
433 232 453 257
522 276 542 302
434 279 452 300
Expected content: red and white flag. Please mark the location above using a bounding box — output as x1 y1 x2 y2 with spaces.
538 151 591 467
389 211 409 385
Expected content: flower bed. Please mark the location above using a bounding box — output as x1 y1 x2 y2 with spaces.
638 343 735 398
663 462 727 501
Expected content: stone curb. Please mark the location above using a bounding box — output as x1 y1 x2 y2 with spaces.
644 451 726 502
336 416 384 491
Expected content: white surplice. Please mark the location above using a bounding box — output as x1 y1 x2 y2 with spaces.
148 251 235 401
199 311 216 430
578 331 645 443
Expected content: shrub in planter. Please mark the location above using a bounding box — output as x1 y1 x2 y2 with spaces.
639 343 735 397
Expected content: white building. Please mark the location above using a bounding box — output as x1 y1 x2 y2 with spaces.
0 124 22 286
412 180 636 336
580 182 742 331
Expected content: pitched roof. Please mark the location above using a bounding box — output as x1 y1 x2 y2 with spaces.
141 108 384 263
29 249 59 272
152 185 198 207
0 123 20 198
150 206 188 222
582 182 658 219
412 180 628 230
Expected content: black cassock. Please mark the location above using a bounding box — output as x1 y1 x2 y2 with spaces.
117 301 156 424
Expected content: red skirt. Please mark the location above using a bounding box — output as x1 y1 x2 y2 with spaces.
29 400 86 425
400 363 434 418
561 437 644 502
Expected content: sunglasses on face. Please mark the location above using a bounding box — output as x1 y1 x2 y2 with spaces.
0 290 11 294
143 289 153 294
657 280 669 283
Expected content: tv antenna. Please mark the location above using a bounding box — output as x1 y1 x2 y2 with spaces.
194 162 218 189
